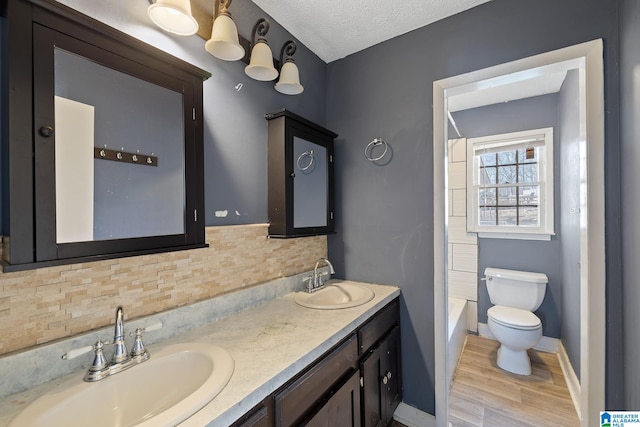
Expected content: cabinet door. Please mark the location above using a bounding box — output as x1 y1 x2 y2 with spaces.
361 346 384 427
361 326 402 427
382 326 402 424
304 371 361 427
266 109 337 238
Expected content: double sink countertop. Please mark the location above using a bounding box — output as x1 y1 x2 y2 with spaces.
0 280 400 426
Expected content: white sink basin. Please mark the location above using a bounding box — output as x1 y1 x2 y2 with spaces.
9 343 234 427
294 280 375 309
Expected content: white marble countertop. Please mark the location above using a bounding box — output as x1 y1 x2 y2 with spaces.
0 281 400 426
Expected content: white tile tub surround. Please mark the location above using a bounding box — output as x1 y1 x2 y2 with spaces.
447 138 479 335
451 189 467 217
448 217 478 245
451 244 477 273
447 162 467 190
448 138 467 163
0 281 400 427
447 270 477 301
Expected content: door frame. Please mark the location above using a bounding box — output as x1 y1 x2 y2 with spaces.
432 39 605 427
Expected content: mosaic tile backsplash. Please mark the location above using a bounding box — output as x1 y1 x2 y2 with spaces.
0 224 326 356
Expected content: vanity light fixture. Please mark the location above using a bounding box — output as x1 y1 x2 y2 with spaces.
146 0 304 95
147 0 199 36
205 0 245 61
244 18 279 81
275 40 304 95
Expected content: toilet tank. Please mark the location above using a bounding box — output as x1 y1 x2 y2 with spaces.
484 267 548 311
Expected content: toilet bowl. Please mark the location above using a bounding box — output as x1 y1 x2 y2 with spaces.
484 267 548 376
487 305 542 375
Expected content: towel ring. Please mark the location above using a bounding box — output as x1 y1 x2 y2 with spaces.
296 150 314 171
365 138 388 162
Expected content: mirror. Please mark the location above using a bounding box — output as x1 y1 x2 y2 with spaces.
266 109 336 238
54 48 186 243
1 0 210 270
292 136 328 228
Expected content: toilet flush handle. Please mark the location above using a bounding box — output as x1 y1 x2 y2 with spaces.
481 275 493 281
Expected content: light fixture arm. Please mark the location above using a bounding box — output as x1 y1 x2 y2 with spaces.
217 0 232 17
279 40 297 69
250 18 271 45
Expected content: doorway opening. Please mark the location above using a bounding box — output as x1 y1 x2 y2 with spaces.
433 39 605 427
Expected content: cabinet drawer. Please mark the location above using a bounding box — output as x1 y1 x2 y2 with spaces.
358 299 399 355
274 334 358 427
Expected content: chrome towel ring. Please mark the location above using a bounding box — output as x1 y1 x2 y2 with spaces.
296 150 314 171
364 138 388 162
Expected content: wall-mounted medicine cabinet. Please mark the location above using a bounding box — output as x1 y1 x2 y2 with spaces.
266 110 337 238
1 0 211 271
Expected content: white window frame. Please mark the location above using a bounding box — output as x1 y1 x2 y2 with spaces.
466 127 554 241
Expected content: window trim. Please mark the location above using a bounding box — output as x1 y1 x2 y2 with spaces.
466 127 555 239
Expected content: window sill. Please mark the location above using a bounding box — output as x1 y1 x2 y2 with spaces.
476 232 554 241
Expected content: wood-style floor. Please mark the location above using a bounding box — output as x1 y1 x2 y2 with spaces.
449 334 579 426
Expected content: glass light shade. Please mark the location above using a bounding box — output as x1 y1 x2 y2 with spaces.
275 61 304 95
245 41 279 81
205 14 245 61
147 0 199 36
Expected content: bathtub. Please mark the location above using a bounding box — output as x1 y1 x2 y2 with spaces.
448 297 468 389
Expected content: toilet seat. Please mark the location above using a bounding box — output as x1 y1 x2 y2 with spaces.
488 305 541 330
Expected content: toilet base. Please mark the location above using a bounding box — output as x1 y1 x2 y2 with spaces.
496 345 532 375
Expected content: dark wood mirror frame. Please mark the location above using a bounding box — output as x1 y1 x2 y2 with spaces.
1 0 211 271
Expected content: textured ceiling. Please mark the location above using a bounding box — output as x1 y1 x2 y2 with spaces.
251 0 492 63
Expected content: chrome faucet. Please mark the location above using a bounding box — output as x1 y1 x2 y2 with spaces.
307 257 335 293
112 306 128 364
62 306 162 382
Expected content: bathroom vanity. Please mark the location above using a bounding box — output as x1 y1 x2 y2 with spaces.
0 280 401 427
232 298 401 427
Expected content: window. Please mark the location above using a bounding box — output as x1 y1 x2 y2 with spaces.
466 128 554 240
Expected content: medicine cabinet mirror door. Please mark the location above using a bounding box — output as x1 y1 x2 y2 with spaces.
267 109 336 238
30 23 201 263
291 129 331 232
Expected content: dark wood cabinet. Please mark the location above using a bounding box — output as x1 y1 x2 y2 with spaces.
274 335 358 427
232 298 401 427
362 326 402 427
266 109 337 238
1 0 209 271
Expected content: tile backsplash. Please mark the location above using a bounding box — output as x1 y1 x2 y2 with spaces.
0 224 326 356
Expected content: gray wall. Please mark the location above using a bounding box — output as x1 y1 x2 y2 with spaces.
620 0 640 410
558 69 582 379
450 94 563 339
326 0 622 414
46 0 327 228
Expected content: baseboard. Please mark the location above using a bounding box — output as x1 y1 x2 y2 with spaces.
394 402 436 427
477 322 560 353
558 341 582 420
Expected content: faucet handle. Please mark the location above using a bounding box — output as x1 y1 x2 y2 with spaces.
62 345 94 361
61 340 110 361
129 322 163 357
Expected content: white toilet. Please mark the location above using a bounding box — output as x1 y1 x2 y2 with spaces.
485 267 548 375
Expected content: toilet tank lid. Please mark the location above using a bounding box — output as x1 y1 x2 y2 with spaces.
484 267 548 283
